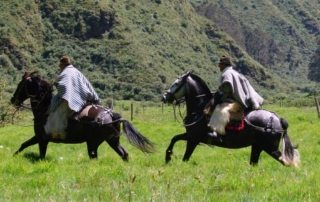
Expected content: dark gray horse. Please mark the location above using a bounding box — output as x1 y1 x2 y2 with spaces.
162 71 300 167
11 72 154 160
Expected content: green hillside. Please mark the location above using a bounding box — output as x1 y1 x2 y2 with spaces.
0 0 317 102
194 0 320 92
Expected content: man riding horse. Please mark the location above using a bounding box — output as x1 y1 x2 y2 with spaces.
45 56 100 139
206 56 264 136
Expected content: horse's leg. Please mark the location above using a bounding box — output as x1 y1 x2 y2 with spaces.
38 141 49 159
166 133 187 163
14 136 38 155
263 138 287 165
106 136 129 161
182 138 199 162
250 144 263 166
86 140 102 159
264 149 286 165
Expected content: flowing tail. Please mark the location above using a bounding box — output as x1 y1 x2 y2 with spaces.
280 118 300 167
121 120 155 153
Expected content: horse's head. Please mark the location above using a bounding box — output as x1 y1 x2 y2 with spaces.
11 71 46 108
162 71 191 104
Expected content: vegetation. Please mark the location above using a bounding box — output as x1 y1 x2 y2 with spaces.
1 0 318 103
0 104 319 201
194 0 320 91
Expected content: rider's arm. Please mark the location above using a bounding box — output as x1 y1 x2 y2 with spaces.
218 82 233 101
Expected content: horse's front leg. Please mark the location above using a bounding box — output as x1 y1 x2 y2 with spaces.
182 138 199 162
14 136 38 155
38 140 49 159
166 133 187 163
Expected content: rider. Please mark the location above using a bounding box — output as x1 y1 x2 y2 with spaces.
44 55 100 139
208 55 264 135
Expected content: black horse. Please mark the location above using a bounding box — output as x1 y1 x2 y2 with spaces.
11 72 154 160
162 71 300 166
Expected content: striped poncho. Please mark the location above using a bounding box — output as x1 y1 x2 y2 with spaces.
49 65 99 112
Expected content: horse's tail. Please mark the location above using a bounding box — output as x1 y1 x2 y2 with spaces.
280 118 300 167
121 120 155 153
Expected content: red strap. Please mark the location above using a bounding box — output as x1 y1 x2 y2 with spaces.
226 114 245 132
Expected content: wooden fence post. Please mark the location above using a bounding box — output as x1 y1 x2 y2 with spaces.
131 103 133 121
314 96 320 118
161 103 164 114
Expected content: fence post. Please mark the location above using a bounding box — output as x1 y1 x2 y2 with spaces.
161 103 164 113
314 96 320 118
131 103 133 121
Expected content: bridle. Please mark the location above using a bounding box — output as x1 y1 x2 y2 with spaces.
168 74 208 127
14 77 51 111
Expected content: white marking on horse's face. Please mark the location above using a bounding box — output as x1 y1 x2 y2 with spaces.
166 77 186 101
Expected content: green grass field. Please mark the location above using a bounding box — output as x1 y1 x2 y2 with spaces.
0 104 319 201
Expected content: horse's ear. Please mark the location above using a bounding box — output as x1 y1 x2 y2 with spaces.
185 70 193 76
23 72 31 79
30 71 39 77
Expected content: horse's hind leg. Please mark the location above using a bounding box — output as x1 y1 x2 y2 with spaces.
250 144 263 166
264 148 286 165
106 136 129 161
263 140 287 165
14 136 38 155
166 133 187 163
86 142 100 159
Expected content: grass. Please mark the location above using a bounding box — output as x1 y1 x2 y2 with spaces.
0 104 320 201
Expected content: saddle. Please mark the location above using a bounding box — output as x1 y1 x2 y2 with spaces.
73 104 114 125
245 110 283 134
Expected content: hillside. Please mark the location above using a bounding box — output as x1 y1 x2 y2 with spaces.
193 0 320 92
0 0 317 102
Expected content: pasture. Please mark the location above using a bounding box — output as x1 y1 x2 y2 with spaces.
0 103 319 201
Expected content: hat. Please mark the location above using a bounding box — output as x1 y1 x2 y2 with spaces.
60 55 71 66
218 56 232 66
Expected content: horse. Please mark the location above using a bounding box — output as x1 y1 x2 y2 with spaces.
10 72 154 160
162 71 300 167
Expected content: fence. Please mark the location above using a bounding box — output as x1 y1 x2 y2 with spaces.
315 96 320 118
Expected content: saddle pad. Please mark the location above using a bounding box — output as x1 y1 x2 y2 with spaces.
225 114 245 132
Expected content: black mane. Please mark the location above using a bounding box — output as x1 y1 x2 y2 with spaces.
189 73 212 98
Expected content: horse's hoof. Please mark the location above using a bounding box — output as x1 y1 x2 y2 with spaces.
165 156 171 163
122 155 129 162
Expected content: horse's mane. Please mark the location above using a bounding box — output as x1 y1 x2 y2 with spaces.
29 73 53 93
189 73 212 97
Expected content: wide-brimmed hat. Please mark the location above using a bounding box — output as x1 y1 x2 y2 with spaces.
218 56 232 66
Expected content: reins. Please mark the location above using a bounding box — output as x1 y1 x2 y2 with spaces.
11 78 52 126
184 114 205 127
11 108 34 127
172 93 207 127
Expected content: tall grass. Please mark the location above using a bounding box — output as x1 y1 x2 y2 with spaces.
0 104 319 201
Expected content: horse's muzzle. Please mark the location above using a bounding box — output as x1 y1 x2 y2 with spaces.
162 92 173 103
10 97 16 105
10 97 20 108
162 94 167 103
